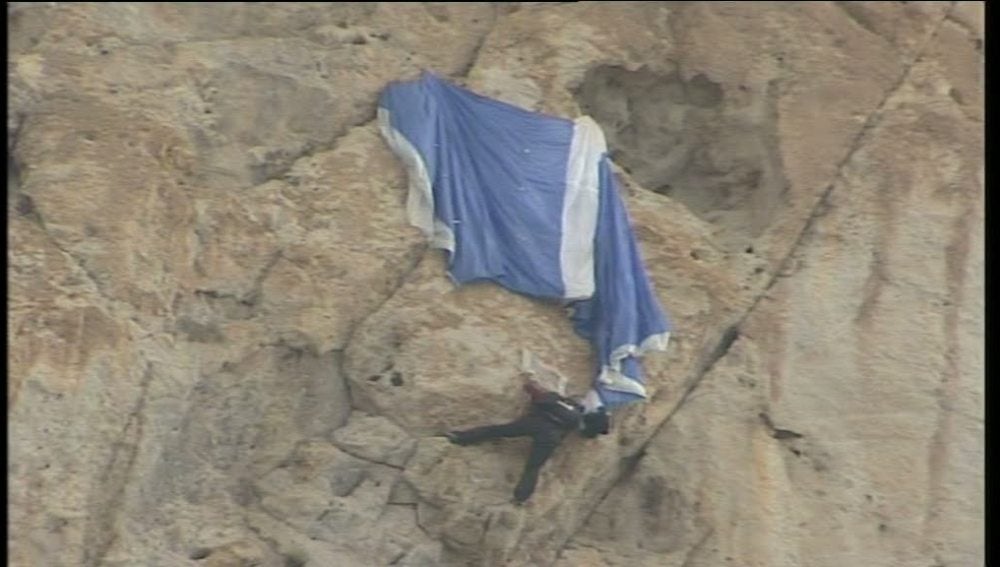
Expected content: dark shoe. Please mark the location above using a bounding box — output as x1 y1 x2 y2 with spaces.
445 431 465 445
512 485 534 504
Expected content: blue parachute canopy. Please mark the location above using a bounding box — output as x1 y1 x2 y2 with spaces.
377 71 672 410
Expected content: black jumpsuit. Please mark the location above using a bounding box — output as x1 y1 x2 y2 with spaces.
450 388 580 503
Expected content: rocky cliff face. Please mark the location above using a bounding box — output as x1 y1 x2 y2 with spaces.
8 2 983 566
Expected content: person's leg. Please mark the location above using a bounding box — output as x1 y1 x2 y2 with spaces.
512 426 563 503
450 417 534 445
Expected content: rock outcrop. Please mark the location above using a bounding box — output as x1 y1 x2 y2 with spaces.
8 2 982 566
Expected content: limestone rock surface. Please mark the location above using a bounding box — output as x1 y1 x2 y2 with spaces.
9 2 982 566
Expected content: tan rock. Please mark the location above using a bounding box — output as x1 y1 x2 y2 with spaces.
564 9 983 565
7 2 981 566
332 412 417 468
197 540 285 567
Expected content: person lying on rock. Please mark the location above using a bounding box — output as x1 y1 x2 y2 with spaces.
445 375 611 505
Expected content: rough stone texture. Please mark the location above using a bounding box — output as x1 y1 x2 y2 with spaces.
8 2 982 567
556 6 985 567
332 412 417 468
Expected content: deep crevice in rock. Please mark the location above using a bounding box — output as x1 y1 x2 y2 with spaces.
244 510 301 567
189 547 212 560
8 117 47 229
84 362 156 567
339 242 429 415
452 3 501 80
679 528 715 567
759 412 804 440
331 445 408 471
834 1 888 40
943 8 982 45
